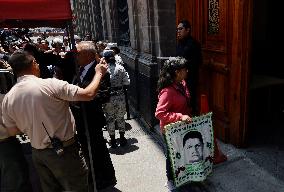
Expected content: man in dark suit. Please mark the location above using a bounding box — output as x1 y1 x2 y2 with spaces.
176 19 202 116
177 20 227 164
72 41 116 190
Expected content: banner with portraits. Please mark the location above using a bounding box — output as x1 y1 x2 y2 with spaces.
164 112 214 187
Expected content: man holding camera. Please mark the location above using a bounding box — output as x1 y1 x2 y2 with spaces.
1 50 108 192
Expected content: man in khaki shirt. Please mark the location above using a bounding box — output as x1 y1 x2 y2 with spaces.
2 50 108 192
1 93 32 191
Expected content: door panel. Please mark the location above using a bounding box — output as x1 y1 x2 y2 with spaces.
202 0 230 142
176 0 193 25
212 73 226 110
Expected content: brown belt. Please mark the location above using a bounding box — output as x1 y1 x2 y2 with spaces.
47 137 76 148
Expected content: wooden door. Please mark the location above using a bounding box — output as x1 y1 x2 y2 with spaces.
176 0 192 25
201 0 253 146
177 0 253 146
201 0 230 143
176 0 202 40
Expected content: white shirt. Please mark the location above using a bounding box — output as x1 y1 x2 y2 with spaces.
80 61 95 82
2 75 79 149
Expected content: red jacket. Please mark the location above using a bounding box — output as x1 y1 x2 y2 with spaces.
155 80 191 133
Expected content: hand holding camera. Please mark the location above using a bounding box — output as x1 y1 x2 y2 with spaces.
95 58 108 77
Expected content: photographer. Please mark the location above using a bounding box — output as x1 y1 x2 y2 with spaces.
1 50 108 192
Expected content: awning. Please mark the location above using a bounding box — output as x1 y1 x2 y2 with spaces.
0 0 72 28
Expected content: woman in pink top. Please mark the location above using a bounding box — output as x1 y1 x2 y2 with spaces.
155 57 192 191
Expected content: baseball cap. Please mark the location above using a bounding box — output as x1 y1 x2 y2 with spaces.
102 49 115 58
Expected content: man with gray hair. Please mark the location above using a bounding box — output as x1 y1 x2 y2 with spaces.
73 41 117 190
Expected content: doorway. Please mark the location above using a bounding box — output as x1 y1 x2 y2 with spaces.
246 1 284 181
248 0 284 146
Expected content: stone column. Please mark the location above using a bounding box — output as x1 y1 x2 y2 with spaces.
92 0 103 40
119 0 177 129
119 0 140 111
99 0 108 40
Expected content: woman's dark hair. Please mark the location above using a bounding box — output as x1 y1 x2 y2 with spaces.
8 50 34 76
179 19 191 30
157 57 188 92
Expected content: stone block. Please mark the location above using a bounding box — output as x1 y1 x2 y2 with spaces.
137 53 159 128
120 47 140 110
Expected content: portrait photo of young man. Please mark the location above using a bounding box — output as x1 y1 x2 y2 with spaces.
183 131 204 164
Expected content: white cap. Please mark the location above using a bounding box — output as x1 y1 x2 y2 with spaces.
102 49 115 57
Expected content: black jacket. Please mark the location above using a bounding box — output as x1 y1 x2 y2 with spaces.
71 62 116 188
176 35 202 115
76 62 110 129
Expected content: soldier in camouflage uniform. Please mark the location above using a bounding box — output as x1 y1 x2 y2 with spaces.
102 49 130 148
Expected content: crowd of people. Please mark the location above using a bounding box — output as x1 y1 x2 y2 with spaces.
0 19 226 192
0 28 131 191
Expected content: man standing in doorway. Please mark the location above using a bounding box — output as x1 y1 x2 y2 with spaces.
177 20 227 164
176 19 202 116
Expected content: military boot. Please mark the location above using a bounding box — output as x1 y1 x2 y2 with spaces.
119 132 127 147
110 135 117 148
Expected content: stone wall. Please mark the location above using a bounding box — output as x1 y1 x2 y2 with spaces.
119 0 177 129
73 0 177 129
72 0 103 40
